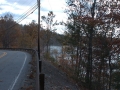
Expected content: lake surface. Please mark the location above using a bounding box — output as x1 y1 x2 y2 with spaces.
50 46 62 54
50 46 72 61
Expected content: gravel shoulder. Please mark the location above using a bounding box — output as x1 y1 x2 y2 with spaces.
42 59 80 90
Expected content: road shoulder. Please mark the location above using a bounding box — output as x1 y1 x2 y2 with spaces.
42 59 79 90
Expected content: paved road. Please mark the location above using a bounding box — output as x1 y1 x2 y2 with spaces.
0 50 31 90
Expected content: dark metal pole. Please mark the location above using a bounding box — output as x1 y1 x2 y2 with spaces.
38 0 42 73
38 0 40 60
38 1 45 90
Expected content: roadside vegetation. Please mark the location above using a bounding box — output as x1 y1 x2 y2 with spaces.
63 0 120 90
44 0 120 90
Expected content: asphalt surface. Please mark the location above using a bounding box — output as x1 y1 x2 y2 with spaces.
0 50 31 90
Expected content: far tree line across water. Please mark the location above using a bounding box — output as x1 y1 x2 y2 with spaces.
0 13 61 49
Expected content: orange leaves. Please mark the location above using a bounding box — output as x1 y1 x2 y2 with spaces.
74 16 104 27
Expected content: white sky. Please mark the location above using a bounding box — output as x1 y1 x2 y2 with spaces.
0 0 67 34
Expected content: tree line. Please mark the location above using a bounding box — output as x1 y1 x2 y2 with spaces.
58 0 120 90
0 14 38 48
0 12 60 50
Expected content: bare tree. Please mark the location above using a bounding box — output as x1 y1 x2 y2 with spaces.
41 11 55 53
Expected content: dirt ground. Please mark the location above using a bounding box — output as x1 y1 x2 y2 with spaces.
42 59 80 90
20 52 80 90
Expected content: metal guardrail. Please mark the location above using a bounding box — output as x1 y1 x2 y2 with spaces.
0 48 44 90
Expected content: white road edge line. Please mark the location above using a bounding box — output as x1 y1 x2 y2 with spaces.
8 53 27 90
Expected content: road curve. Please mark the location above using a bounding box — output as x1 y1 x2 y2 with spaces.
0 50 31 90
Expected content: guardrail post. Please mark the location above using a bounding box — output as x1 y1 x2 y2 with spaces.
39 73 45 90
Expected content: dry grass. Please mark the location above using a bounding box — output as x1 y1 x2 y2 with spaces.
20 85 33 90
20 51 36 90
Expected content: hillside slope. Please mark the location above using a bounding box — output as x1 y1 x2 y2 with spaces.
42 59 79 90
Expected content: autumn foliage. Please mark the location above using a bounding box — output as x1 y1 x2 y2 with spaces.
58 0 120 90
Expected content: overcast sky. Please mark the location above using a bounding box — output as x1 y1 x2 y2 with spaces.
0 0 67 34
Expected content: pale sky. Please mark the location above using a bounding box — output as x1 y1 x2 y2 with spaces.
0 0 67 34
